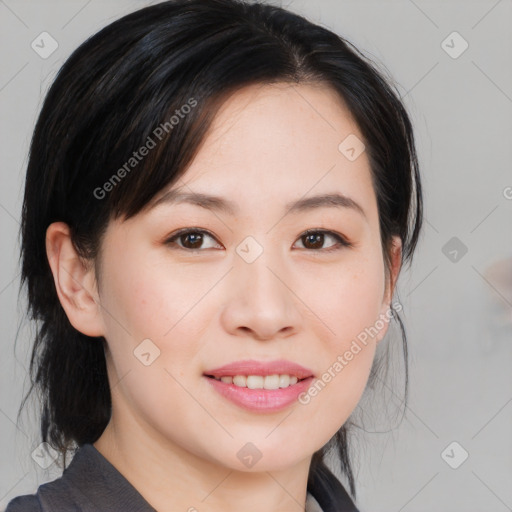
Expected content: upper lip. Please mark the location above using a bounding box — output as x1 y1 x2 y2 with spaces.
203 359 314 380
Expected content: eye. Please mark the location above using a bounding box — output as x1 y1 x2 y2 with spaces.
165 228 222 251
164 228 352 252
294 229 352 252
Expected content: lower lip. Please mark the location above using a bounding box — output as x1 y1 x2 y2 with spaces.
203 375 315 413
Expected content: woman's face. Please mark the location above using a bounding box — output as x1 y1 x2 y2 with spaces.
91 82 400 471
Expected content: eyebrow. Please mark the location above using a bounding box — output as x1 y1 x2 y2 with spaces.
150 190 367 220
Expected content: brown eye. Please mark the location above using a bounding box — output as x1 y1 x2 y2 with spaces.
295 230 352 252
180 232 203 249
302 232 326 250
165 229 221 251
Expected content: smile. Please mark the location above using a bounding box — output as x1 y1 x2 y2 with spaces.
204 375 315 412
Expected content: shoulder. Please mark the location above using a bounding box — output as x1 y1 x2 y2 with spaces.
3 443 156 512
4 494 42 512
3 458 83 512
4 470 90 512
4 474 84 512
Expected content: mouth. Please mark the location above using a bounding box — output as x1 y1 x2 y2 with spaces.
203 372 315 412
202 359 315 412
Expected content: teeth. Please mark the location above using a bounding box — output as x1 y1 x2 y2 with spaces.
214 374 301 389
233 375 247 387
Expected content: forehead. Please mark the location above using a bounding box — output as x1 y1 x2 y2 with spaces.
149 82 375 219
195 81 363 168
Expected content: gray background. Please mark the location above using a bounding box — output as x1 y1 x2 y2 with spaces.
1 1 511 511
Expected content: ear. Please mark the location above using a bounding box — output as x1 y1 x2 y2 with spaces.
45 222 105 337
376 235 402 344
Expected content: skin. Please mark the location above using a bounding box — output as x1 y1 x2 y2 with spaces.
46 82 401 512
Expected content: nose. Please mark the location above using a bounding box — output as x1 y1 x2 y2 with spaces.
220 252 303 341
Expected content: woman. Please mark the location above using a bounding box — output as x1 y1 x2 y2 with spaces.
6 0 423 510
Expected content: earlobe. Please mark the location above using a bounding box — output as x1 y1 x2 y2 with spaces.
45 222 105 337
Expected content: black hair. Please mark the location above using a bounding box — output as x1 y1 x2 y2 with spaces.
16 0 423 505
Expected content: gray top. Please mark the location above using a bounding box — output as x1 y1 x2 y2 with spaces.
4 444 357 511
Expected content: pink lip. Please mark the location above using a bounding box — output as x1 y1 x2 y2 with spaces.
203 359 314 380
202 359 315 413
204 375 315 413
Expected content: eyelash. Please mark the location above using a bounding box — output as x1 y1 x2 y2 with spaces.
164 228 353 253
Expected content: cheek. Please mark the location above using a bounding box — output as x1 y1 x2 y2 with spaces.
333 266 385 341
97 256 217 439
98 245 231 410
292 251 385 427
100 256 210 361
300 248 386 347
